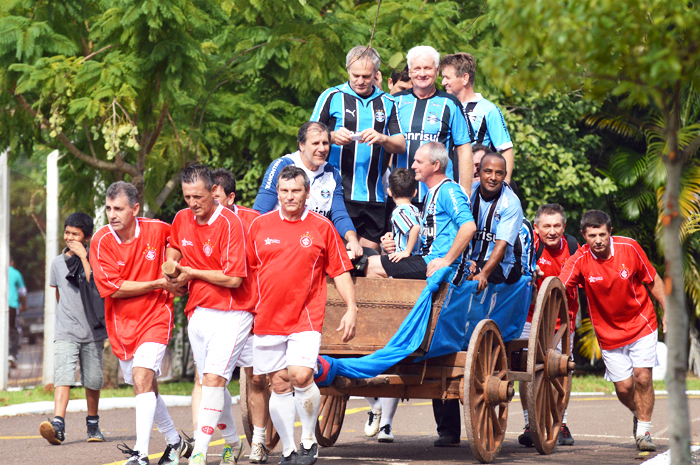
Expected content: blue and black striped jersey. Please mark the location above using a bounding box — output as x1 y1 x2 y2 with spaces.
393 89 471 199
391 203 421 254
461 94 513 153
310 83 402 203
469 181 523 279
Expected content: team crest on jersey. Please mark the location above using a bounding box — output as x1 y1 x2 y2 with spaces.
143 245 157 261
321 189 331 199
374 109 386 122
618 264 630 280
300 232 313 248
203 240 214 257
426 203 436 214
426 112 440 125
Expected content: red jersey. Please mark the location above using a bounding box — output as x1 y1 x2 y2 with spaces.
90 219 174 360
170 204 247 318
247 209 353 336
234 204 261 313
558 236 657 350
527 235 580 331
234 204 260 229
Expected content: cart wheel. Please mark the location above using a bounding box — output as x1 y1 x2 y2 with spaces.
315 394 347 447
526 276 574 455
239 368 280 451
464 319 513 463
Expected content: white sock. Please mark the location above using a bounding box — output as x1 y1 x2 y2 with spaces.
365 397 382 413
154 394 180 445
134 392 157 456
252 425 266 445
294 383 321 448
194 385 225 456
269 391 297 457
637 420 651 436
562 408 568 425
379 398 399 428
218 389 240 446
523 409 529 426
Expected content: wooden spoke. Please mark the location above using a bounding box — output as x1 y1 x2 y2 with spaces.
315 394 347 447
526 277 573 455
464 320 509 463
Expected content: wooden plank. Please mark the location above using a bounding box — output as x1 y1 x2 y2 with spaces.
507 370 533 382
325 379 462 400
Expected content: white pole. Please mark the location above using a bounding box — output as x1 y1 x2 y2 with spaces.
42 150 60 386
0 149 10 390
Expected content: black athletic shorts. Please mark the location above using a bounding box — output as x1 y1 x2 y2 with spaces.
473 260 521 285
380 254 428 280
345 200 386 244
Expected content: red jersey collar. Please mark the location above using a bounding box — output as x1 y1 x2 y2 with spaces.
591 236 615 260
193 203 224 226
278 206 309 222
108 217 141 244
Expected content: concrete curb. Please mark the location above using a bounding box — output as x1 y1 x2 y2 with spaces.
642 445 699 464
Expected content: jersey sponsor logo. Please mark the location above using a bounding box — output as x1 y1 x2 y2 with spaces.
117 260 126 267
264 237 280 245
406 130 439 142
447 188 461 213
181 238 194 247
426 112 440 125
300 232 313 248
538 257 552 265
346 109 356 117
143 245 157 261
374 109 386 122
474 230 496 242
201 425 214 435
618 264 630 280
321 188 331 199
588 276 603 283
203 240 214 257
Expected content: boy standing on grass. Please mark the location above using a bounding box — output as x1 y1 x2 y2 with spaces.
364 168 422 443
40 212 108 445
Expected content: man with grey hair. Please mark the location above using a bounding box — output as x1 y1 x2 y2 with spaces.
393 45 474 199
310 45 406 251
366 142 475 284
90 181 191 465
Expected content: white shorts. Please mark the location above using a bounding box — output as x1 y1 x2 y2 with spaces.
602 330 659 382
253 331 322 376
188 307 254 383
237 336 254 368
120 342 167 385
520 320 574 354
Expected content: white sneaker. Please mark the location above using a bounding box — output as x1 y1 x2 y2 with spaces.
364 410 381 437
378 424 394 443
249 442 269 463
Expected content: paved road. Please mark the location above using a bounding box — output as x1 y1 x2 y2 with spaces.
2 393 698 465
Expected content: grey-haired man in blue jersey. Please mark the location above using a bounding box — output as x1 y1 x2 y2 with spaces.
311 46 406 250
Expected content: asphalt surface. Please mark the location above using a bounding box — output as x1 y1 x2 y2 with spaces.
2 392 699 465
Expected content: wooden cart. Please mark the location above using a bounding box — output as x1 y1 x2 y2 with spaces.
240 275 574 463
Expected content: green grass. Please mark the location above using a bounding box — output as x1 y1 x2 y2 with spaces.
0 380 239 408
517 373 700 394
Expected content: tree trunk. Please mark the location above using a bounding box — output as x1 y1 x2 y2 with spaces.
664 128 691 464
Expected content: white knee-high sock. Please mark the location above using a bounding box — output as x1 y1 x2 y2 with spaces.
379 398 399 427
523 409 529 426
562 408 568 425
637 420 652 436
154 394 180 445
134 392 157 456
365 396 382 413
194 385 225 456
294 383 321 447
269 391 297 457
217 389 240 445
252 425 266 445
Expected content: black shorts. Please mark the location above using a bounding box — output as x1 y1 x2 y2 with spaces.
380 255 428 280
474 260 521 285
345 200 386 244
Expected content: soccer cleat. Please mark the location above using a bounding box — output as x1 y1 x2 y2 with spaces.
87 423 105 442
297 442 318 465
40 419 65 445
364 410 381 437
636 432 657 451
249 442 269 463
633 415 638 439
518 425 534 447
278 451 298 465
377 424 394 443
558 423 574 446
189 451 206 465
220 442 245 464
181 431 195 458
158 437 188 465
118 443 150 465
433 435 460 447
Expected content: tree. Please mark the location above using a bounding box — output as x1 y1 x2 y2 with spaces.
492 1 700 462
